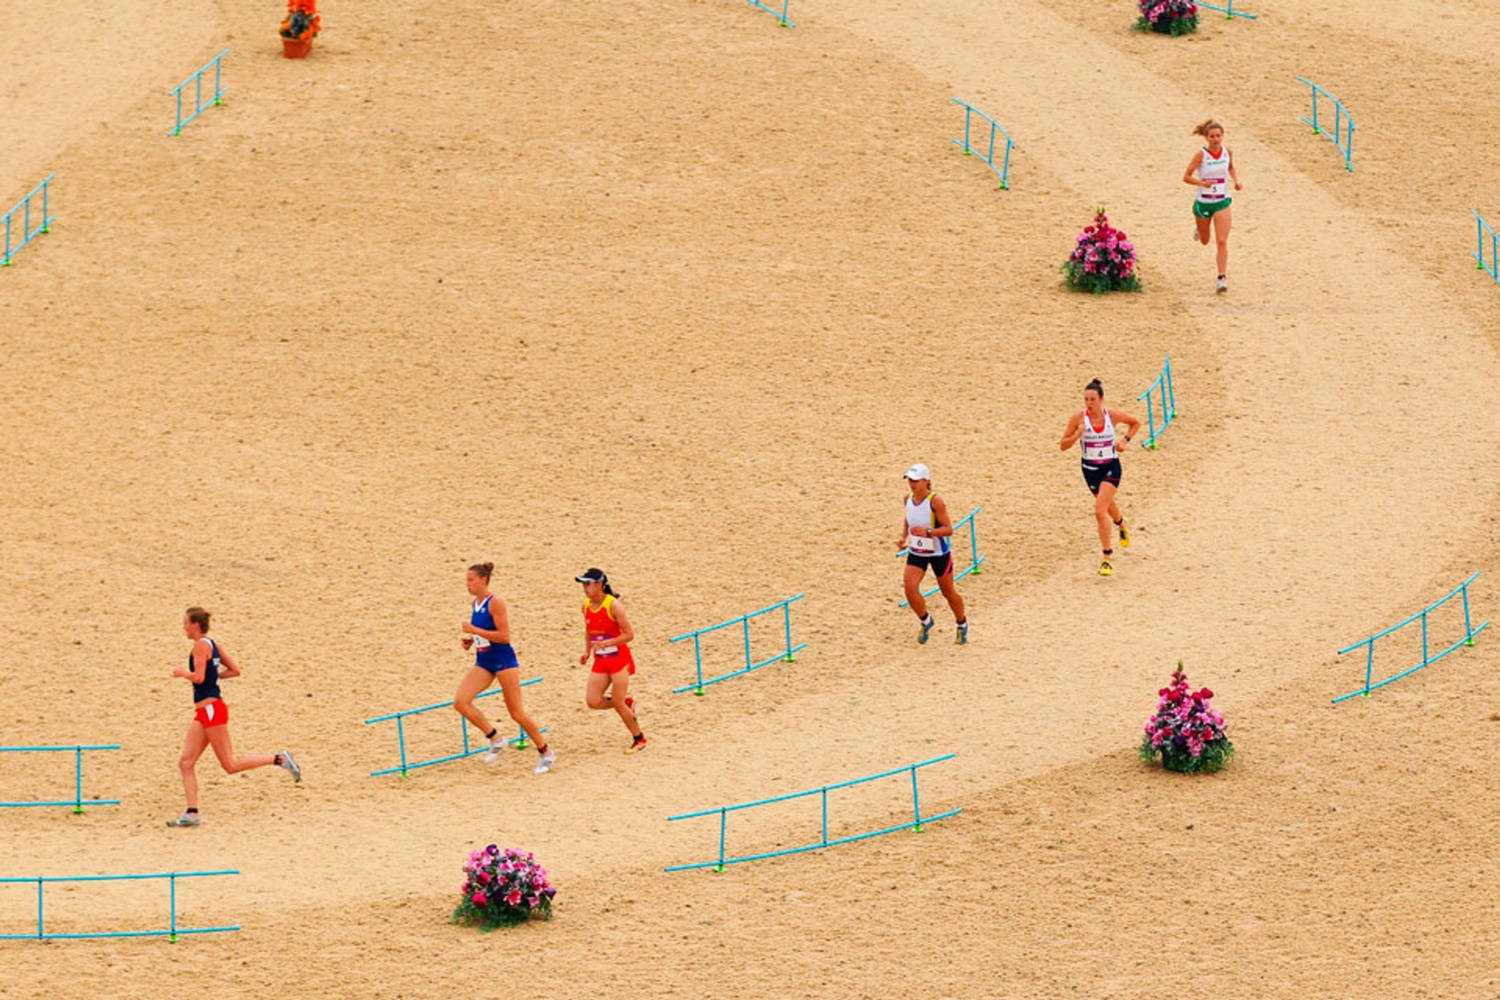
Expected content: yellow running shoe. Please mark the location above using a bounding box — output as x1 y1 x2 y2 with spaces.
1117 518 1130 549
1099 560 1113 577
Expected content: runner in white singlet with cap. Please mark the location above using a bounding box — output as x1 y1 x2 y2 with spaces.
1059 380 1143 577
1183 118 1243 293
898 463 969 644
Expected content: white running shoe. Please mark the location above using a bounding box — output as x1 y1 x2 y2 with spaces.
533 748 556 774
278 749 301 783
1216 276 1228 293
481 737 506 764
166 812 201 827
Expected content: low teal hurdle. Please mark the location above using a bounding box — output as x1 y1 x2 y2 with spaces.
671 596 805 695
1196 0 1257 18
739 0 793 27
1472 210 1499 285
665 753 961 872
950 99 1014 190
364 679 546 776
1297 77 1354 171
1332 572 1488 704
169 49 228 136
1137 356 1177 450
897 506 985 608
0 870 238 941
0 745 119 813
2 174 56 268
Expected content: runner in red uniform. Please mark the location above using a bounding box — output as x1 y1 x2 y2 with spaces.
577 568 646 753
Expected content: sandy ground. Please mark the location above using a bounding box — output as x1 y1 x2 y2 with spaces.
1 0 1498 997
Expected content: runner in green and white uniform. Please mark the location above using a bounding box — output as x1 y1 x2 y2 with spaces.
1184 119 1242 293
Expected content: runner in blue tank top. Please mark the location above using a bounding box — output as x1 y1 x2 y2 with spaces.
166 606 300 828
455 562 554 774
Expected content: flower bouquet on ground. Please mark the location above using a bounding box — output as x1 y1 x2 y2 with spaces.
1139 662 1234 773
1134 0 1198 35
453 845 556 930
1062 208 1141 294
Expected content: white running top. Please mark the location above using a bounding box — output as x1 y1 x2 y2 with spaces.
1080 409 1118 466
1197 145 1230 203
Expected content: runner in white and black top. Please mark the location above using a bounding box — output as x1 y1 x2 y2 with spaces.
1058 380 1143 576
898 463 969 644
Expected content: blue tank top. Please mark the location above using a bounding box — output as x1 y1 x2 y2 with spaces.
471 595 518 669
190 638 221 703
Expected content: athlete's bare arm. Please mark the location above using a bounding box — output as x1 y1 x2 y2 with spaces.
461 597 510 645
1183 149 1209 188
606 601 635 648
1059 411 1084 451
927 494 954 539
1228 149 1242 190
1108 408 1144 444
217 646 242 680
897 507 911 550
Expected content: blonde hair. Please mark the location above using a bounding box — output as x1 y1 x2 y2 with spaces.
1192 119 1224 137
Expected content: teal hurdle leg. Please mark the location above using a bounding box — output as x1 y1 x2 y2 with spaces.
968 514 981 574
1421 611 1429 665
169 875 178 943
820 788 829 846
742 618 752 674
1165 358 1176 417
396 716 409 776
693 634 705 696
1479 219 1486 269
40 179 49 234
783 603 796 662
910 766 923 832
1463 584 1476 645
36 879 43 939
963 107 973 155
716 809 727 873
1310 89 1320 135
73 747 83 814
1362 643 1373 697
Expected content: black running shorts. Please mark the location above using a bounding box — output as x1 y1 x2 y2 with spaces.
1082 459 1123 495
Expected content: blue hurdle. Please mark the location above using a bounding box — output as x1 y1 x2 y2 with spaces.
2 174 56 268
1196 0 1257 18
1332 573 1488 703
1473 210 1499 285
0 870 239 941
1297 77 1354 171
950 99 1015 190
670 595 805 695
1137 356 1177 450
897 506 986 608
665 754 961 872
364 679 546 776
169 49 228 136
0 745 120 813
739 0 793 27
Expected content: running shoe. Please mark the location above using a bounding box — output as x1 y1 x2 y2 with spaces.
1118 518 1131 549
482 738 507 764
277 749 301 783
166 812 201 828
918 617 934 644
1099 560 1113 577
1216 276 1227 294
533 748 556 774
955 621 969 645
625 734 649 755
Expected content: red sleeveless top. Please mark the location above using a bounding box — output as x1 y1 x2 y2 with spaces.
583 595 634 671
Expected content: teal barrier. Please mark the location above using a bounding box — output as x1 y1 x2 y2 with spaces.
0 870 239 940
168 49 228 136
1136 356 1177 450
896 506 986 608
2 174 55 268
1473 210 1499 285
665 754 961 872
1196 0 1257 18
1333 573 1487 703
950 99 1014 190
739 0 793 27
671 596 804 695
0 745 120 813
1297 77 1354 171
364 679 546 776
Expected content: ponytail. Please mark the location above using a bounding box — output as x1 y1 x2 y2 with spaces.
468 562 494 581
1192 119 1223 137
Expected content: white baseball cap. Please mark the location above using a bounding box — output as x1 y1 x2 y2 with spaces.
903 463 931 481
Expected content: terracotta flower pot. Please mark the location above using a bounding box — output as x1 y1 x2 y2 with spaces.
282 35 313 58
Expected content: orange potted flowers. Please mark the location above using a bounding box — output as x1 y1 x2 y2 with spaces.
279 0 321 58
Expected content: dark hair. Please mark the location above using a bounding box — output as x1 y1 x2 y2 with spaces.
467 562 494 581
579 568 620 600
1085 378 1104 398
185 606 211 632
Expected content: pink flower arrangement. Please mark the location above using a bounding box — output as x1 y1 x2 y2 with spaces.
1139 662 1234 773
454 845 555 930
1135 0 1198 35
1062 208 1142 294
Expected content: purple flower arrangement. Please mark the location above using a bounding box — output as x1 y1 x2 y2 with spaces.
453 845 556 930
1139 663 1234 773
1063 208 1142 294
1135 0 1199 35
